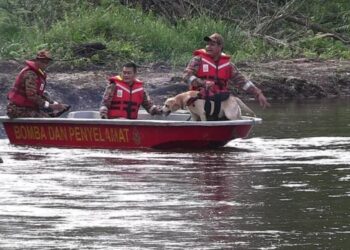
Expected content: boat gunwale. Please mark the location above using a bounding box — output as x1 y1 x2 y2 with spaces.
0 116 262 127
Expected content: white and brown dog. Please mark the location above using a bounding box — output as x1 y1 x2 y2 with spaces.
162 91 255 121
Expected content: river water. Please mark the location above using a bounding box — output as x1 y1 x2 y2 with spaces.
0 98 349 249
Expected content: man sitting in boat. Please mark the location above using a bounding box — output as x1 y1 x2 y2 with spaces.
7 50 70 118
99 62 162 119
183 33 270 114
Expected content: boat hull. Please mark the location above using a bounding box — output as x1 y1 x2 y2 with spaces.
0 112 261 149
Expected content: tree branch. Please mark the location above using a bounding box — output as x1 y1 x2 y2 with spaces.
284 15 350 44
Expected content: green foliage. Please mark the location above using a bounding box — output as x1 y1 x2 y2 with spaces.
0 0 349 67
300 35 350 59
302 0 350 31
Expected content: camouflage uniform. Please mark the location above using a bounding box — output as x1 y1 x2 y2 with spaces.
184 33 269 109
7 70 53 118
7 103 50 118
100 82 161 116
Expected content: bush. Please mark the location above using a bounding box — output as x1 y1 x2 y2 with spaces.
1 0 349 67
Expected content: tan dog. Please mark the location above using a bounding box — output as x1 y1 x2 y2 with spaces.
162 91 255 121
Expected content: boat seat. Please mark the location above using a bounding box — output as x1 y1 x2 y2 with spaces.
67 110 190 121
67 111 100 119
66 110 165 120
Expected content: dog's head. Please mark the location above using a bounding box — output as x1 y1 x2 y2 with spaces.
162 97 181 116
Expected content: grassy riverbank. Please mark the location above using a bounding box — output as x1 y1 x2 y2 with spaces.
1 0 350 68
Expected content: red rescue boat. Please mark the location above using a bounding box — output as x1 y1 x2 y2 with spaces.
0 111 262 149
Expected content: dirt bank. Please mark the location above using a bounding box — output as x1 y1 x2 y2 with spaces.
1 58 350 115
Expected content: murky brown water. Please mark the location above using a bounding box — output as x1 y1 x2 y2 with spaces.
0 97 349 249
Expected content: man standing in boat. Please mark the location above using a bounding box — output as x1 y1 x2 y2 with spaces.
7 50 70 118
99 62 162 119
183 33 270 108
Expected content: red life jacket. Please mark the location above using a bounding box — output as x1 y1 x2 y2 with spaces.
107 76 144 119
7 60 47 108
192 49 232 94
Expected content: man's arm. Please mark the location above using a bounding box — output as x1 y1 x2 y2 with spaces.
100 83 115 108
141 91 162 115
99 82 115 118
229 63 270 108
23 71 47 108
183 56 205 89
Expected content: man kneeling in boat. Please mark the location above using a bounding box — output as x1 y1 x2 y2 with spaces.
99 62 162 119
7 50 70 118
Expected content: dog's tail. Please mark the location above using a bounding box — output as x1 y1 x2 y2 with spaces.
236 98 256 117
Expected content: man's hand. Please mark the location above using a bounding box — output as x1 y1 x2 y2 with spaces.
256 92 271 109
49 103 70 112
190 77 203 88
99 106 108 119
47 103 71 117
150 105 163 115
249 86 271 109
204 80 215 88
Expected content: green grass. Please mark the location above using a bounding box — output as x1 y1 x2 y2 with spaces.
1 1 349 69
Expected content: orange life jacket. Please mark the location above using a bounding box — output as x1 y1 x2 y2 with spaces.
107 76 144 119
192 49 232 94
7 60 47 108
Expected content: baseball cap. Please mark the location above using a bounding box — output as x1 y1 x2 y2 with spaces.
35 50 53 61
204 33 224 46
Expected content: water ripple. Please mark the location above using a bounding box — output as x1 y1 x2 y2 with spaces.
0 136 349 249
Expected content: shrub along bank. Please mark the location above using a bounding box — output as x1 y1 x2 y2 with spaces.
1 0 350 69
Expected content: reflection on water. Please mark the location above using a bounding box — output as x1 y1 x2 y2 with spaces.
0 137 349 249
0 98 350 249
251 97 350 138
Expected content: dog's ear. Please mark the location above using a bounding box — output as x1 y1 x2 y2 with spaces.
174 95 185 107
164 97 173 105
164 98 174 108
167 99 175 106
166 99 181 111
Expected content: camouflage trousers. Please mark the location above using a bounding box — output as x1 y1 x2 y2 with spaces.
6 103 50 118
